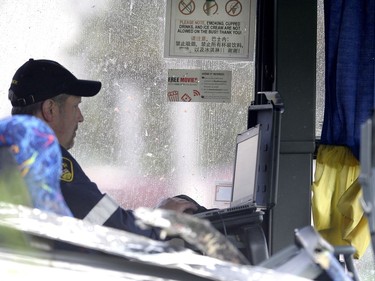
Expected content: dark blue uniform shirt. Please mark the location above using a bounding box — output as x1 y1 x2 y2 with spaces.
59 146 160 239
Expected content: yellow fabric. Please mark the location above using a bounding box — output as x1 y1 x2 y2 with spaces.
312 145 370 258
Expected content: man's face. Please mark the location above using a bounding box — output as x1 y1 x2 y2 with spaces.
53 95 84 150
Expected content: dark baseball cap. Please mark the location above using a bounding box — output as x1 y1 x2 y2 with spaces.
9 58 102 107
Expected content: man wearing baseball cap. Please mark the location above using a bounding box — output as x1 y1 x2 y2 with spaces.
9 58 198 239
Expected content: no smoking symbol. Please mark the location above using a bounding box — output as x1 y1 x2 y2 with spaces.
179 0 195 15
226 0 242 16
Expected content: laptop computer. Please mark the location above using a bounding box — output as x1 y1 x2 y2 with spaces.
195 124 262 219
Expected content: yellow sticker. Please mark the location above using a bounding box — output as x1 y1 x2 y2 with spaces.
61 157 74 182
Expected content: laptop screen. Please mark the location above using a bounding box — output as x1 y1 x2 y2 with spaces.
230 125 261 207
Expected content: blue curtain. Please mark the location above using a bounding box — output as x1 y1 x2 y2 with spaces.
321 0 375 159
312 0 374 258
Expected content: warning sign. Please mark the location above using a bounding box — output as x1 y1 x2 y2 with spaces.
226 0 242 16
179 0 195 15
164 0 256 60
167 69 232 103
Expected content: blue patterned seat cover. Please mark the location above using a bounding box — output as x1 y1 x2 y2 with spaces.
0 115 72 216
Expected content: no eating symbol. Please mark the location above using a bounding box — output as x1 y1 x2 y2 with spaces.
179 0 195 15
225 0 242 16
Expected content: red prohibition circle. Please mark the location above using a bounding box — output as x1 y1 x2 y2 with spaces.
179 0 195 15
225 0 242 17
203 1 218 15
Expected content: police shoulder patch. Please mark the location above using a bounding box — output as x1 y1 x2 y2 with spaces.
61 157 74 182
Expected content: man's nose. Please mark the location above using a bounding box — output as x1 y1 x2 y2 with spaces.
78 110 84 122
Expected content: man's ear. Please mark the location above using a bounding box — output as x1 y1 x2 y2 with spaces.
41 99 56 122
